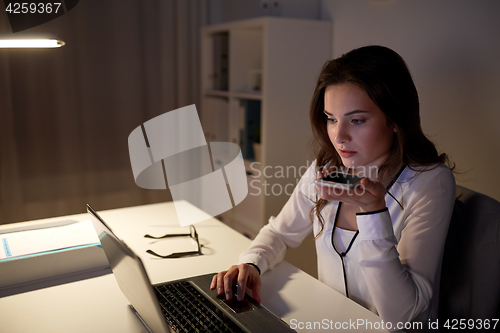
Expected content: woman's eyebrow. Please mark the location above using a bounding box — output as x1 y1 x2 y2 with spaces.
323 110 369 116
344 110 369 116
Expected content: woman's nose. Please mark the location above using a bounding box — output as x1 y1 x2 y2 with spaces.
334 122 351 144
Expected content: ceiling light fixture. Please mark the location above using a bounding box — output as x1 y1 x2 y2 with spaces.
0 33 65 48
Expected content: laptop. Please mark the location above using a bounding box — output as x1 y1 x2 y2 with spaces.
87 204 295 333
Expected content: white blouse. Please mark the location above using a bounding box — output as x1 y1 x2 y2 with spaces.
239 162 456 328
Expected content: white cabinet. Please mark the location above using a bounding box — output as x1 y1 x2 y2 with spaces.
200 17 331 238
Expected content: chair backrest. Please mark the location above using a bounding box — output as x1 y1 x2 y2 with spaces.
439 185 500 320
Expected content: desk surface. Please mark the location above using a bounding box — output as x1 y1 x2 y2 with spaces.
0 202 388 332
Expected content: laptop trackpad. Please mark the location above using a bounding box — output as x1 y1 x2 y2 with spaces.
216 291 257 313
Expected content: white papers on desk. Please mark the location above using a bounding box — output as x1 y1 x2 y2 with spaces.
0 220 100 261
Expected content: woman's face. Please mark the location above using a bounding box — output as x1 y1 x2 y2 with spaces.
324 83 395 170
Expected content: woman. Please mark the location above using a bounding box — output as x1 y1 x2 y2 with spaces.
211 45 456 329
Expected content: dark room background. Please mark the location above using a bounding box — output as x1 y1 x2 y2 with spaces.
0 1 206 224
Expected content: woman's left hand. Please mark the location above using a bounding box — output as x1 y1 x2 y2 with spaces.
316 171 387 212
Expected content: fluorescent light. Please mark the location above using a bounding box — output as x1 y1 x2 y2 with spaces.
0 33 65 48
0 38 65 48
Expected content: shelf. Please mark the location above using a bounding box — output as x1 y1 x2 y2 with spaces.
232 91 262 100
202 90 262 101
200 17 332 237
203 90 230 98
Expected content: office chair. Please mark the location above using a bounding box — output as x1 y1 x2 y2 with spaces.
439 185 500 322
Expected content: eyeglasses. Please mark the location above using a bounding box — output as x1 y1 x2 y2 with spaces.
144 225 202 259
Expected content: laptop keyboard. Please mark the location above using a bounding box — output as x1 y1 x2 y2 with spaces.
155 282 244 333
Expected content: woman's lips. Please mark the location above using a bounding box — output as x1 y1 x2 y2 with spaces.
338 149 357 158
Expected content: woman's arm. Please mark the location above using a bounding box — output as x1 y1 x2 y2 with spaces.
238 178 316 274
212 163 317 300
356 166 456 325
316 164 455 324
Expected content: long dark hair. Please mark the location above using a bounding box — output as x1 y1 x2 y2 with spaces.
309 45 453 235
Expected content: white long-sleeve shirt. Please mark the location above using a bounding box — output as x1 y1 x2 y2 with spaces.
239 162 455 329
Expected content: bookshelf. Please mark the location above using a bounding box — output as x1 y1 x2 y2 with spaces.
200 17 331 238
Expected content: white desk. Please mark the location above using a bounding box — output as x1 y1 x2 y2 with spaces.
0 202 388 332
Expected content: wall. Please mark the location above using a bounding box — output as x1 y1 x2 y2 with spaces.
321 0 500 200
212 0 500 201
0 1 204 224
207 0 321 23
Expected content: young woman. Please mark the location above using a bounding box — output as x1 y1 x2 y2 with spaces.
210 45 456 329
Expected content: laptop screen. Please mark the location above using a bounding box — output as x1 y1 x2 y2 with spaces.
87 204 170 333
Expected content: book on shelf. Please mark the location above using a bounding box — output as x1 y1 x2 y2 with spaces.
235 99 261 161
212 32 229 91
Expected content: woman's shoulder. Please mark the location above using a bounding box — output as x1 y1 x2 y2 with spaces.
401 163 456 193
293 159 318 181
295 160 320 198
405 163 454 178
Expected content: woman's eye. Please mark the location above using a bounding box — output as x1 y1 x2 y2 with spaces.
351 119 365 125
326 118 336 124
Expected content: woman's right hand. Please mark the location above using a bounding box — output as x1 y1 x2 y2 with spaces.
210 263 262 303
